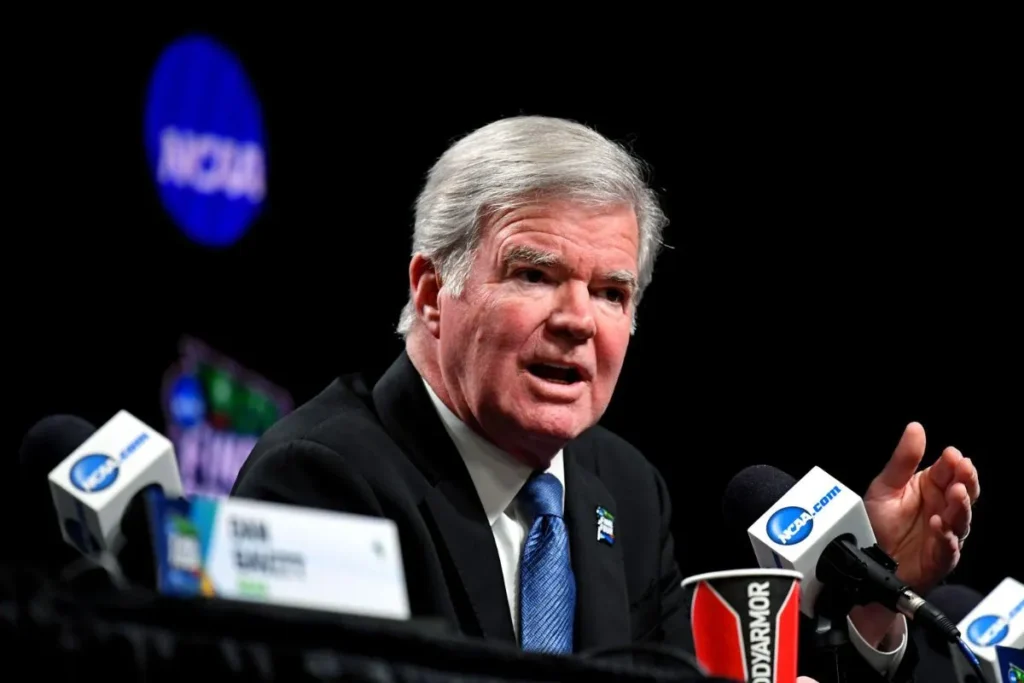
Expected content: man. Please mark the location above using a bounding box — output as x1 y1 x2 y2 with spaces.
232 116 980 681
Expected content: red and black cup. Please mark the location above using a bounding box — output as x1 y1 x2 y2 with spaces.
680 569 803 683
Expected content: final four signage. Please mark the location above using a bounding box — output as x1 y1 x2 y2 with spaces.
144 35 267 248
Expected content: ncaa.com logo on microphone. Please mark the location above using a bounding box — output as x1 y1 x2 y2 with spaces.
967 598 1024 648
766 485 842 545
68 432 150 493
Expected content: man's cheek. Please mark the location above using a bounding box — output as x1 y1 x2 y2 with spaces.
492 320 532 346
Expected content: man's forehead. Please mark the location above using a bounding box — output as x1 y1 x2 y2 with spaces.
486 201 638 241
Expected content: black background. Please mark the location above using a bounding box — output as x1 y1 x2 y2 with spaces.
13 23 1018 597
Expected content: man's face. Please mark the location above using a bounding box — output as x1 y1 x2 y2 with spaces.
436 201 639 465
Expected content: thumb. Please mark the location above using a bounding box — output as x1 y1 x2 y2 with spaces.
870 422 927 492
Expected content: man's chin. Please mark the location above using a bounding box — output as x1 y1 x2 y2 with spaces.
477 394 596 462
506 404 591 451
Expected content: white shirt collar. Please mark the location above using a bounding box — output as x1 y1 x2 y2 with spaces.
421 377 565 526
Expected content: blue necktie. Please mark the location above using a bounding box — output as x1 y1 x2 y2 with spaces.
518 472 576 654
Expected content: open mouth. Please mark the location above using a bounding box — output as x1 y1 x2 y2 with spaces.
528 363 582 384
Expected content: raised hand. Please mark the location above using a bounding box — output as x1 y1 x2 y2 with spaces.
863 422 980 593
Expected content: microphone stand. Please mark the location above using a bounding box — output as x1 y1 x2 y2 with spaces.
808 582 857 683
806 537 907 683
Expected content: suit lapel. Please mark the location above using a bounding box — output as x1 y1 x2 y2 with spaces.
372 352 516 644
563 449 632 652
421 479 517 643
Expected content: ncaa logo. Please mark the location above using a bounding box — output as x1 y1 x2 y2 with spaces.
144 34 266 248
69 454 119 493
767 506 814 545
766 485 842 546
169 374 206 428
967 614 1009 648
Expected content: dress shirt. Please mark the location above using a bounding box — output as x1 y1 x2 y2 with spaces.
423 379 563 638
421 378 907 676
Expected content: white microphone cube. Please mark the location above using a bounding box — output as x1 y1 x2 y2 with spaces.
951 577 1024 683
747 466 877 618
47 409 184 556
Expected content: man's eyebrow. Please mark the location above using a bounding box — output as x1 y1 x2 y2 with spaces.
501 245 563 268
604 269 638 291
502 245 638 291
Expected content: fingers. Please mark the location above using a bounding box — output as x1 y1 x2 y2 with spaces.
928 447 964 490
928 448 979 500
940 482 972 538
797 678 821 683
872 422 927 491
956 456 981 504
929 513 961 569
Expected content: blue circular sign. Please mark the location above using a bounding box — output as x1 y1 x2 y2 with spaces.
766 506 814 546
967 614 1009 647
69 453 120 493
144 34 266 248
169 374 207 428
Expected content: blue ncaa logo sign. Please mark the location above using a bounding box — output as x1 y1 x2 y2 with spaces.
767 506 814 545
69 453 120 493
766 484 842 546
967 614 1009 648
169 374 206 428
144 34 266 248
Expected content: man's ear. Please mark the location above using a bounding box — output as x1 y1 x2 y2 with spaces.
409 254 442 338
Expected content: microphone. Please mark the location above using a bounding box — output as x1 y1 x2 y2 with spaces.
931 584 988 626
17 415 98 572
723 464 961 645
27 412 412 621
949 577 1024 683
44 410 184 558
927 585 986 651
908 585 986 683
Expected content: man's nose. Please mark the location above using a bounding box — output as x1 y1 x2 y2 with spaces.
548 282 596 341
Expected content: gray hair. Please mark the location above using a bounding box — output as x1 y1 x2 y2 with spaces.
396 115 668 336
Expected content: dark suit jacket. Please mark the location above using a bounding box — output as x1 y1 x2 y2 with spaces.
232 352 919 680
232 351 689 651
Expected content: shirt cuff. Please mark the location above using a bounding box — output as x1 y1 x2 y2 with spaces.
846 613 908 678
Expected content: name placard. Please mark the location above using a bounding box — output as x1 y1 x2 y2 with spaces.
149 491 409 620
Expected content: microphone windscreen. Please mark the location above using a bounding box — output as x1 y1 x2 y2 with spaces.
721 464 798 535
17 415 97 570
928 584 985 625
914 583 985 677
19 414 97 472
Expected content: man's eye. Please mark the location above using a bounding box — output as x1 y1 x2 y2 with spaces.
600 288 626 303
517 269 545 283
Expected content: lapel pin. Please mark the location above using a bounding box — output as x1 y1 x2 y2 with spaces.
596 506 615 545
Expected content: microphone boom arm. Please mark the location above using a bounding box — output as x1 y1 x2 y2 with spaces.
814 533 961 645
816 533 907 613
